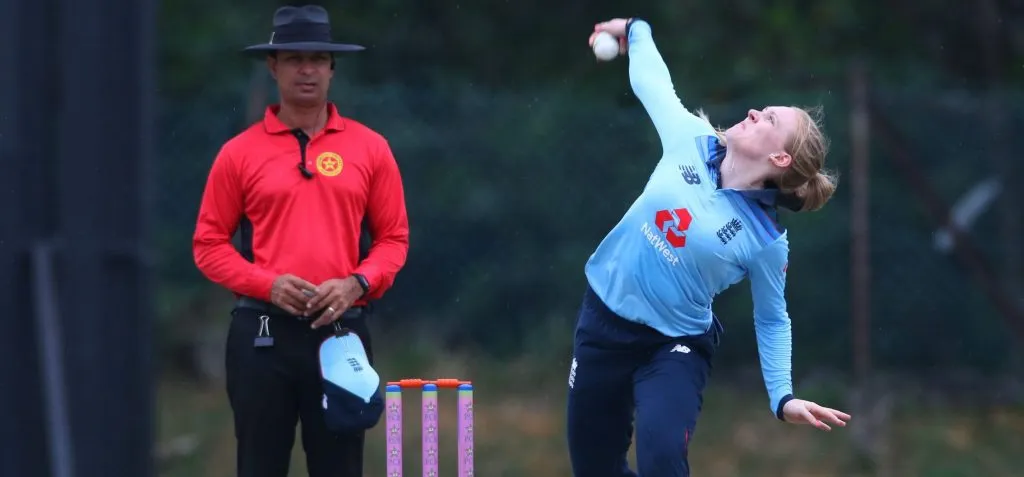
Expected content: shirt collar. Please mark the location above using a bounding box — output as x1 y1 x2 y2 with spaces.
705 136 804 211
262 102 346 135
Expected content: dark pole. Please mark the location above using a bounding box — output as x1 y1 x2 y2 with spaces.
978 0 1020 303
54 0 158 475
0 0 62 474
849 59 872 386
0 0 158 475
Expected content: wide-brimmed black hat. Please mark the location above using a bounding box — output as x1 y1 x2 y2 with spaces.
243 5 365 55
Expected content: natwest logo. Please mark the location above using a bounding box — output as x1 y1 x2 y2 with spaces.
654 208 693 248
640 207 694 267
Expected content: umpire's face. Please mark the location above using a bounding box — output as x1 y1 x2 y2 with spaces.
267 50 334 108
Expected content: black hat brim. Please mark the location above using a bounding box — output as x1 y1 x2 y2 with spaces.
243 42 366 55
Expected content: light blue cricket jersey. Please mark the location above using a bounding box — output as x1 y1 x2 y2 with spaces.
584 19 795 416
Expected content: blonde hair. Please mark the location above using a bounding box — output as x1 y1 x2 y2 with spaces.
696 106 837 212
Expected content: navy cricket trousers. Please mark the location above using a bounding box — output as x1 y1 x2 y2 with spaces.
566 285 722 477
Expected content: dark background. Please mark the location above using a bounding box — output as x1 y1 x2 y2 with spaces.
2 0 1022 476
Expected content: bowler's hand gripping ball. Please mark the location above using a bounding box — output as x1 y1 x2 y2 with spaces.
592 31 619 61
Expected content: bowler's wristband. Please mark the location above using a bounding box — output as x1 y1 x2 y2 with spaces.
775 394 794 421
626 17 642 37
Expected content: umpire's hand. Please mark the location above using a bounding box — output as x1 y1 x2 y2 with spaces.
270 274 318 316
307 277 364 329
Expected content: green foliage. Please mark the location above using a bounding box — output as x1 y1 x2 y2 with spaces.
156 75 1022 373
153 0 1024 372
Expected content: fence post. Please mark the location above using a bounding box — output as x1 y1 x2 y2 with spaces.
847 58 895 477
849 57 871 389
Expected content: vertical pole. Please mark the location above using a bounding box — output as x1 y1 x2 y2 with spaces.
55 0 157 473
850 58 872 385
0 0 56 473
421 383 439 477
386 384 403 477
31 244 76 477
458 383 474 477
1 0 155 475
978 0 1020 305
850 57 891 477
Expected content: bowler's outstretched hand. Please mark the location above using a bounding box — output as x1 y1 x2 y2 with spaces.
782 399 851 431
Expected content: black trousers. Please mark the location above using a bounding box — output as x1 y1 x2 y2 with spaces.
566 286 721 477
225 305 374 477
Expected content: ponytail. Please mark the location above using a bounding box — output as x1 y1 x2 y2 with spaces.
795 171 837 212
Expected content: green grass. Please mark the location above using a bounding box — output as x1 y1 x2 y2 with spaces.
156 321 1024 477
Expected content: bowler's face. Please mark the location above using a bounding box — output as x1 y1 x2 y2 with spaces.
267 50 333 107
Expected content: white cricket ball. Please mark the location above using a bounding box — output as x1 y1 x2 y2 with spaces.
592 31 619 61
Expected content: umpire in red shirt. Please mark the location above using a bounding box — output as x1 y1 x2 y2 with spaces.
192 5 410 477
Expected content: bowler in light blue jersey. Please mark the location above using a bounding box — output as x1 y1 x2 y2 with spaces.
566 17 852 477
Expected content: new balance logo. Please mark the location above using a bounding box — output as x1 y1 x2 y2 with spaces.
671 344 691 354
679 165 701 185
717 218 743 245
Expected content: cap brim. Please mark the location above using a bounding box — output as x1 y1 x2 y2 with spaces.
242 42 366 55
322 381 384 432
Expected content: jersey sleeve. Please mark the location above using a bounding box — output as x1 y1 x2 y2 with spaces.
745 237 795 419
353 138 410 300
192 146 278 300
626 19 715 159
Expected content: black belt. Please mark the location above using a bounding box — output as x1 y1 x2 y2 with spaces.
235 296 368 321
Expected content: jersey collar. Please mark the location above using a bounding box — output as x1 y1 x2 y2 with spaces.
704 136 805 212
262 102 347 135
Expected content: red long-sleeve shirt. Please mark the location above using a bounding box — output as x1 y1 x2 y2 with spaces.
192 103 409 305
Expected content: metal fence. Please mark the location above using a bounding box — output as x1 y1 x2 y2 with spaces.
154 75 1024 375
